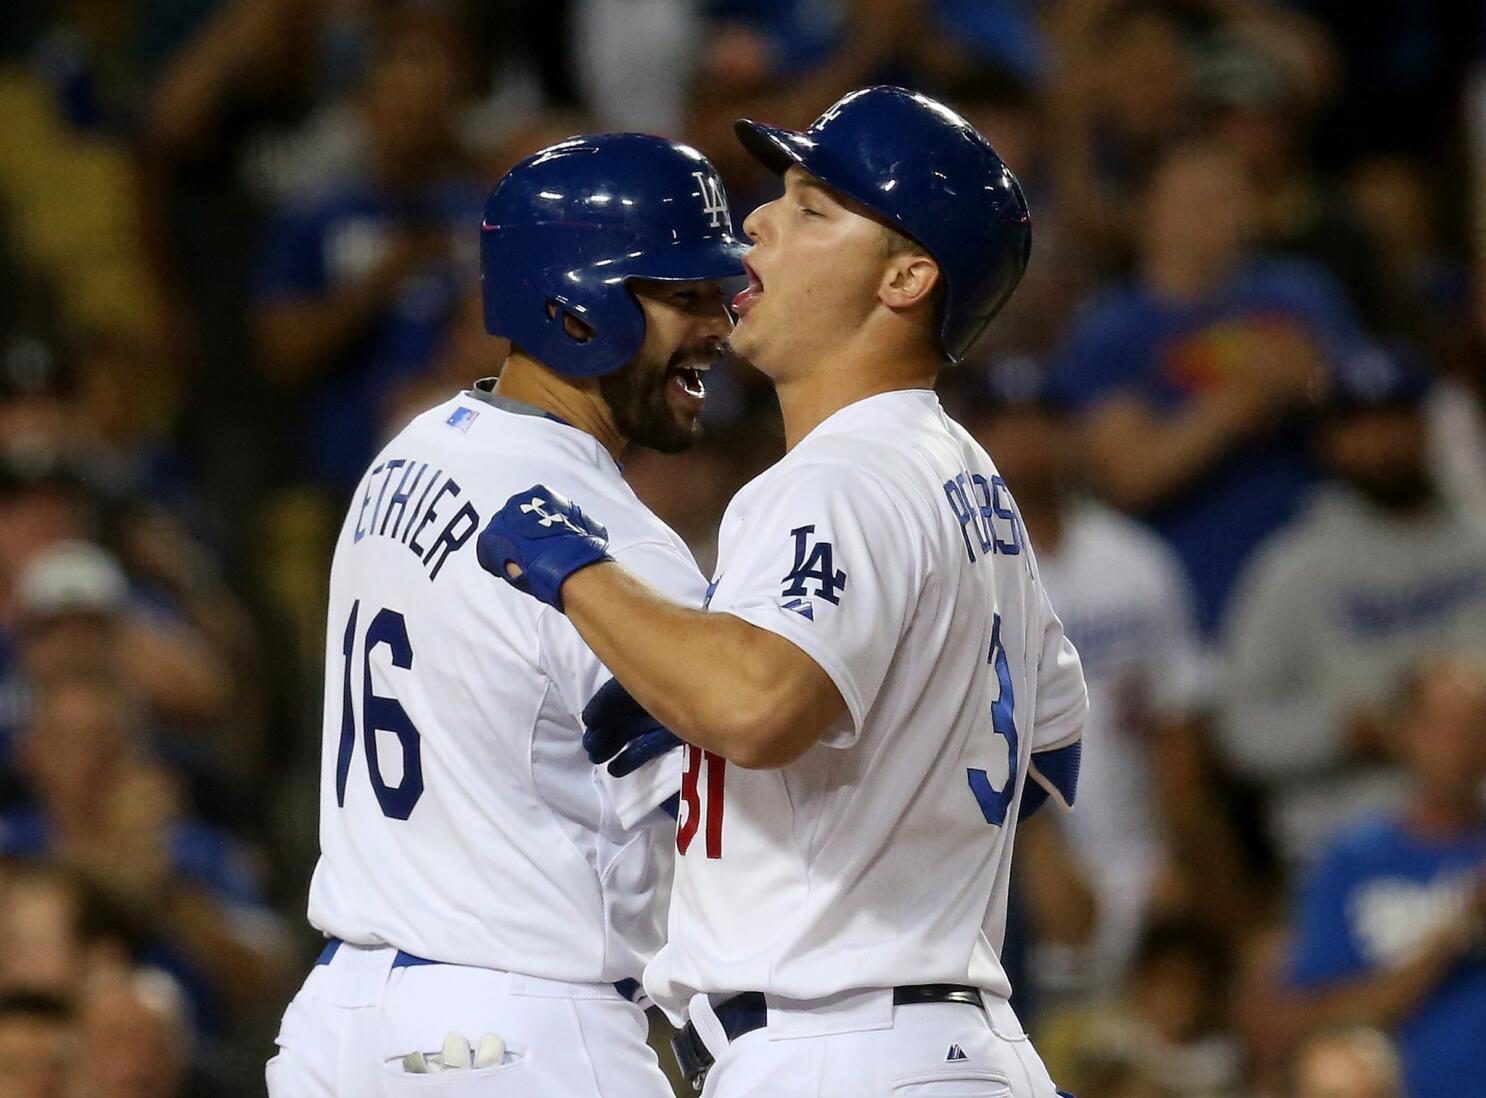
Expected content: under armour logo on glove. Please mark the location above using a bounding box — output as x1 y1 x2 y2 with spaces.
520 496 585 532
478 485 613 611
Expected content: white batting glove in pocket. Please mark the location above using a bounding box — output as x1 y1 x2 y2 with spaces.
381 1032 529 1094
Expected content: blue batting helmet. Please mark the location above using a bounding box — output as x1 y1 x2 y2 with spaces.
481 134 747 378
735 86 1031 364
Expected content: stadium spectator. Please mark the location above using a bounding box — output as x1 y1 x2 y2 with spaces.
0 458 93 799
1042 918 1243 1098
0 673 290 1030
1044 0 1196 268
1289 656 1486 1098
1346 154 1472 355
1287 1027 1405 1098
13 541 232 736
0 990 73 1098
686 0 919 190
251 3 484 491
1055 138 1367 632
1220 349 1486 864
1193 33 1387 333
74 969 191 1098
0 863 132 1000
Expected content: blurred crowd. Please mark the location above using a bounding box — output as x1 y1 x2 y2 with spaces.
1 0 1484 1095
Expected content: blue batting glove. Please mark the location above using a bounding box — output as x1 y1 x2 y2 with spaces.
478 485 613 611
583 677 682 778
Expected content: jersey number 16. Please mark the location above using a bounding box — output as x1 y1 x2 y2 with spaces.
334 600 425 820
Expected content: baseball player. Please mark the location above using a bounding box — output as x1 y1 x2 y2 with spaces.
479 87 1089 1097
267 133 746 1096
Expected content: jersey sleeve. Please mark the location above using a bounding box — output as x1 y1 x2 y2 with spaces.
709 462 927 748
542 537 708 829
1031 584 1088 752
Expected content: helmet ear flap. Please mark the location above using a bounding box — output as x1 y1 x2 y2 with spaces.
544 299 597 344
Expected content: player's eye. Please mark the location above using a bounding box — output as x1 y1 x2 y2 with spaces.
798 206 822 218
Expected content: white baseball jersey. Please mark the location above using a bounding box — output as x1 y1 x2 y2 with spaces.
306 387 706 985
644 389 1088 1018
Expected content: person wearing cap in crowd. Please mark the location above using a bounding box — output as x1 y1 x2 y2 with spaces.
1219 348 1486 866
0 459 94 803
9 540 234 757
1288 655 1486 1098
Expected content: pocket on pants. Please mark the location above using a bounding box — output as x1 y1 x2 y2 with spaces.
376 1050 532 1096
891 1068 1013 1097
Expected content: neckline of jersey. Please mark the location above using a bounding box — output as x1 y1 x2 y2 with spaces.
463 379 621 472
793 387 940 449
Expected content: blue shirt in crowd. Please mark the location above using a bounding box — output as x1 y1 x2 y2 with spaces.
254 178 483 490
1292 813 1486 1098
1054 257 1366 633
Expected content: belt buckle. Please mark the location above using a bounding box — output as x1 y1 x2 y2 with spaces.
670 1024 713 1092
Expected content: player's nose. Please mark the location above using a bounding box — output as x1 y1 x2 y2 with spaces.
741 198 775 245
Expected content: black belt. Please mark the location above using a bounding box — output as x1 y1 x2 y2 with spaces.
672 984 984 1091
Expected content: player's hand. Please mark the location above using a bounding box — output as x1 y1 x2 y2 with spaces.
477 485 613 611
583 677 682 778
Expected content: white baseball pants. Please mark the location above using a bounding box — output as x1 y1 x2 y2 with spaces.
690 989 1061 1098
267 942 673 1097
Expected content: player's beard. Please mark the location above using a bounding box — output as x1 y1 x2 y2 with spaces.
601 342 717 454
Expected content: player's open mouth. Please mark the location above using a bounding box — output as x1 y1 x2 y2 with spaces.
666 362 708 404
733 260 764 317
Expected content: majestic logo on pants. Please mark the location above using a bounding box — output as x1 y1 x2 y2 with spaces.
945 1044 967 1062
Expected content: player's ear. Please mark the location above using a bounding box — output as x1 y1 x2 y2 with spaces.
878 253 941 315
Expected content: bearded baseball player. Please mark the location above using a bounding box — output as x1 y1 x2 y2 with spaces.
479 87 1090 1097
267 133 746 1096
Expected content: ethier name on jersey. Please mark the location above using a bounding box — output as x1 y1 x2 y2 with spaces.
351 458 480 581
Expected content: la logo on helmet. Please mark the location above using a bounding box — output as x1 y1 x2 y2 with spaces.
692 171 729 229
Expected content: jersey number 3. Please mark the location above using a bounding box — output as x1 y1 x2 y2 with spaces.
677 743 725 858
335 600 425 820
968 613 1020 827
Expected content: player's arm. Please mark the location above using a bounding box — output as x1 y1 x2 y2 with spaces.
480 475 911 769
563 564 845 769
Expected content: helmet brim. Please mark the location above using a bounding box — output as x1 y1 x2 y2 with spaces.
734 119 818 177
734 118 914 241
